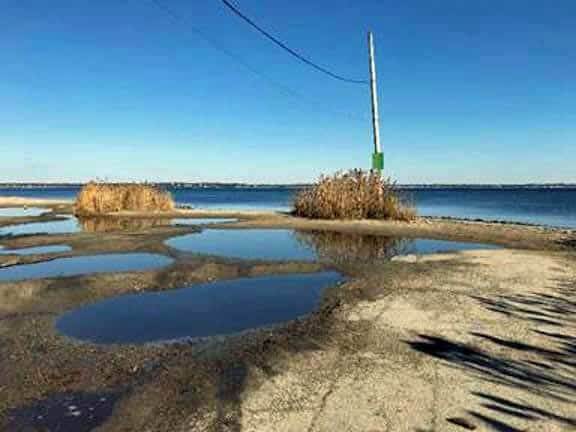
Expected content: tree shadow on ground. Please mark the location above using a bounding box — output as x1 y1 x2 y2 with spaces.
407 272 576 431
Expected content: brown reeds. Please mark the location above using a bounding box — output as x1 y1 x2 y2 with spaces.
74 182 175 216
293 170 416 221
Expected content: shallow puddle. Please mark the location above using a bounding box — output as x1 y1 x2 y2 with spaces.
4 391 119 432
166 229 499 262
0 253 173 282
404 238 501 254
166 229 318 261
171 218 237 226
0 218 80 237
0 207 51 217
0 244 72 256
57 271 344 344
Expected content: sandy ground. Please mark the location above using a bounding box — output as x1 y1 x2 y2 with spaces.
0 198 575 431
0 197 71 206
183 249 574 432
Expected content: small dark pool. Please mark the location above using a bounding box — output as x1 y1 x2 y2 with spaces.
56 271 344 344
0 245 72 256
0 253 173 282
165 229 500 262
4 391 119 432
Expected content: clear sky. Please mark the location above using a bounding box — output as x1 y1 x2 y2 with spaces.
1 0 574 184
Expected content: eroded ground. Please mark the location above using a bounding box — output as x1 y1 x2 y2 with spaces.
0 199 575 431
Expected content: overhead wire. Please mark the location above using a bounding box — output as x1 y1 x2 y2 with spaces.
147 0 368 122
218 0 369 85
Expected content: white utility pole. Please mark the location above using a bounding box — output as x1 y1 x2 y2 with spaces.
368 31 383 172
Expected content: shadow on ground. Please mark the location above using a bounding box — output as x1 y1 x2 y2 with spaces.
408 271 576 431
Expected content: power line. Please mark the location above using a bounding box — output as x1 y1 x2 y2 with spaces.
146 0 368 122
218 0 369 85
149 0 300 99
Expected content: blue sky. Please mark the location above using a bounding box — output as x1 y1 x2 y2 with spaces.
1 0 574 184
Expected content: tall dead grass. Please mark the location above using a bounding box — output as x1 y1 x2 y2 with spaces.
74 182 175 216
293 170 416 221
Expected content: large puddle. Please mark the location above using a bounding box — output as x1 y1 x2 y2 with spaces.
0 245 72 256
0 253 173 282
0 207 51 217
0 216 238 237
166 229 317 261
56 271 344 344
166 229 499 262
0 218 80 237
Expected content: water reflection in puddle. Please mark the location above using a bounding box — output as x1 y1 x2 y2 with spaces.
0 245 72 256
57 271 344 344
296 231 499 263
0 207 51 217
78 217 167 233
0 216 237 237
0 218 80 237
5 391 119 432
0 253 173 282
166 229 499 262
78 217 237 232
166 229 318 261
404 238 500 254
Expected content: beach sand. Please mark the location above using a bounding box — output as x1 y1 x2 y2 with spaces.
0 198 575 431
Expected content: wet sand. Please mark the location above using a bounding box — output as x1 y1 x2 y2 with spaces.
0 198 575 431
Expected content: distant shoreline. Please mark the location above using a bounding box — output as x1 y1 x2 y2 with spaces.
0 183 575 190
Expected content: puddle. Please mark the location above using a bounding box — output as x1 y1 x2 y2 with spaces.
166 229 499 262
0 218 80 237
0 215 234 237
78 216 168 233
294 231 409 264
171 218 238 226
0 244 72 256
0 207 51 217
0 253 173 282
4 391 119 432
57 271 344 344
403 238 501 254
166 229 318 261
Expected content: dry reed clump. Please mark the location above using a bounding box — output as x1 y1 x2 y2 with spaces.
74 182 175 216
293 169 416 221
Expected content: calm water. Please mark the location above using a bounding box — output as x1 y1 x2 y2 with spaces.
166 229 499 262
5 391 119 432
0 253 173 282
0 245 71 256
0 216 238 237
56 272 344 344
0 207 51 217
1 186 575 228
0 218 80 237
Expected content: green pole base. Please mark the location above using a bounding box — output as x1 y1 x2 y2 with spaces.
372 152 384 172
